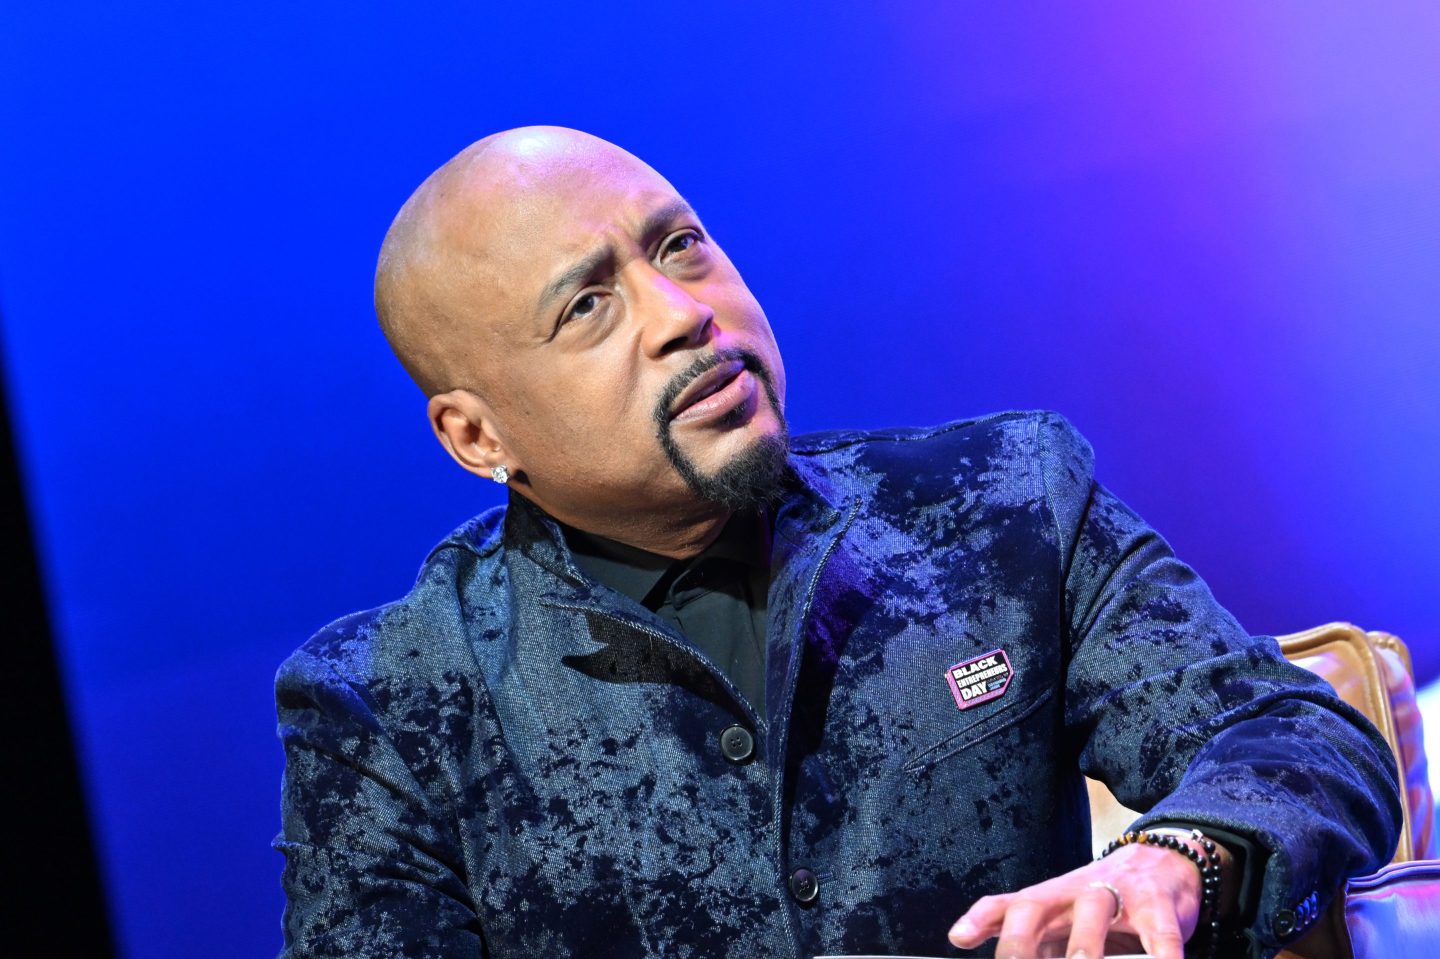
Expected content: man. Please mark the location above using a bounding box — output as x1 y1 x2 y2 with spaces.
275 126 1400 959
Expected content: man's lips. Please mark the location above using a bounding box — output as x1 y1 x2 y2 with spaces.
668 359 747 420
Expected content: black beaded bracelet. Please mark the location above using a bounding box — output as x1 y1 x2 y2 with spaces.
1100 827 1223 959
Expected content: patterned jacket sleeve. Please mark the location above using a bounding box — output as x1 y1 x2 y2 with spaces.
1036 412 1402 956
274 639 484 959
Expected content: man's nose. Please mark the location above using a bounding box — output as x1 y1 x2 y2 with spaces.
637 269 715 357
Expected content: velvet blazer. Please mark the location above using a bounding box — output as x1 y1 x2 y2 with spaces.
275 411 1400 958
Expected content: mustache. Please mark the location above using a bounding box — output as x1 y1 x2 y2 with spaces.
651 347 772 427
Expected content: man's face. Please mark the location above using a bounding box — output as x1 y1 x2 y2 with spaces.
452 140 788 528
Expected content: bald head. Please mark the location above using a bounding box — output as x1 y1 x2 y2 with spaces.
378 125 786 548
374 126 678 396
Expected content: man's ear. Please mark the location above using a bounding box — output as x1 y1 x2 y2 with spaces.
427 389 519 480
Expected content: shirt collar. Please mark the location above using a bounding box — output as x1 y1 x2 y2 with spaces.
562 509 772 607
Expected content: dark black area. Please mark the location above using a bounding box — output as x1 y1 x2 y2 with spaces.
0 327 115 953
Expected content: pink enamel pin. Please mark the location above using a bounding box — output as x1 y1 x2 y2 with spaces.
944 648 1013 710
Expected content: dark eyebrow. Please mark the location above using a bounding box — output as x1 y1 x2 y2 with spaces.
535 198 699 314
639 197 699 244
538 247 613 315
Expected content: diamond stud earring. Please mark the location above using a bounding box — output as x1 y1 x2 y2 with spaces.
490 465 510 485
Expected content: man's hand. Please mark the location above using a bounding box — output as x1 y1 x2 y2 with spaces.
947 840 1220 959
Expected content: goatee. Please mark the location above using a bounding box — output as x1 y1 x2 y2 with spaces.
653 348 790 512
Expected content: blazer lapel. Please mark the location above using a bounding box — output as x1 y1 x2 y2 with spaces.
505 492 767 729
764 463 859 767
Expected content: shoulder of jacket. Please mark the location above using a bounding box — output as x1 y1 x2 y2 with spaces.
423 503 508 564
783 410 1097 513
278 505 510 693
790 409 1081 459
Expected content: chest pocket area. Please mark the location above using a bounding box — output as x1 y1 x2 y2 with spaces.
832 624 1059 776
902 683 1054 775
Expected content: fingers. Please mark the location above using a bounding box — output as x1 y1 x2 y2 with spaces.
944 863 1192 950
993 895 1055 959
948 894 1007 948
1130 897 1186 959
950 891 1085 958
948 844 1199 959
1062 884 1121 959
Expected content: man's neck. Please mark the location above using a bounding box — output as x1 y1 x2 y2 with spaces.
591 511 734 561
517 490 734 561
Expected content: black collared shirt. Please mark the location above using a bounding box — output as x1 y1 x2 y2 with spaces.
563 512 771 719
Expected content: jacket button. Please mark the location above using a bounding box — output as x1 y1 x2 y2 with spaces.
1274 909 1296 937
789 867 819 904
719 725 755 763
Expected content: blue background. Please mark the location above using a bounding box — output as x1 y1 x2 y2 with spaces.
2 3 1437 956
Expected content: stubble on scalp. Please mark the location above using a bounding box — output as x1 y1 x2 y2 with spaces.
652 348 791 512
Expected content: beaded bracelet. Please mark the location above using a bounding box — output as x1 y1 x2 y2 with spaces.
1100 827 1223 959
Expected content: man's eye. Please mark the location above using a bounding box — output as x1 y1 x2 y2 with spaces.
662 231 700 257
566 292 600 322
